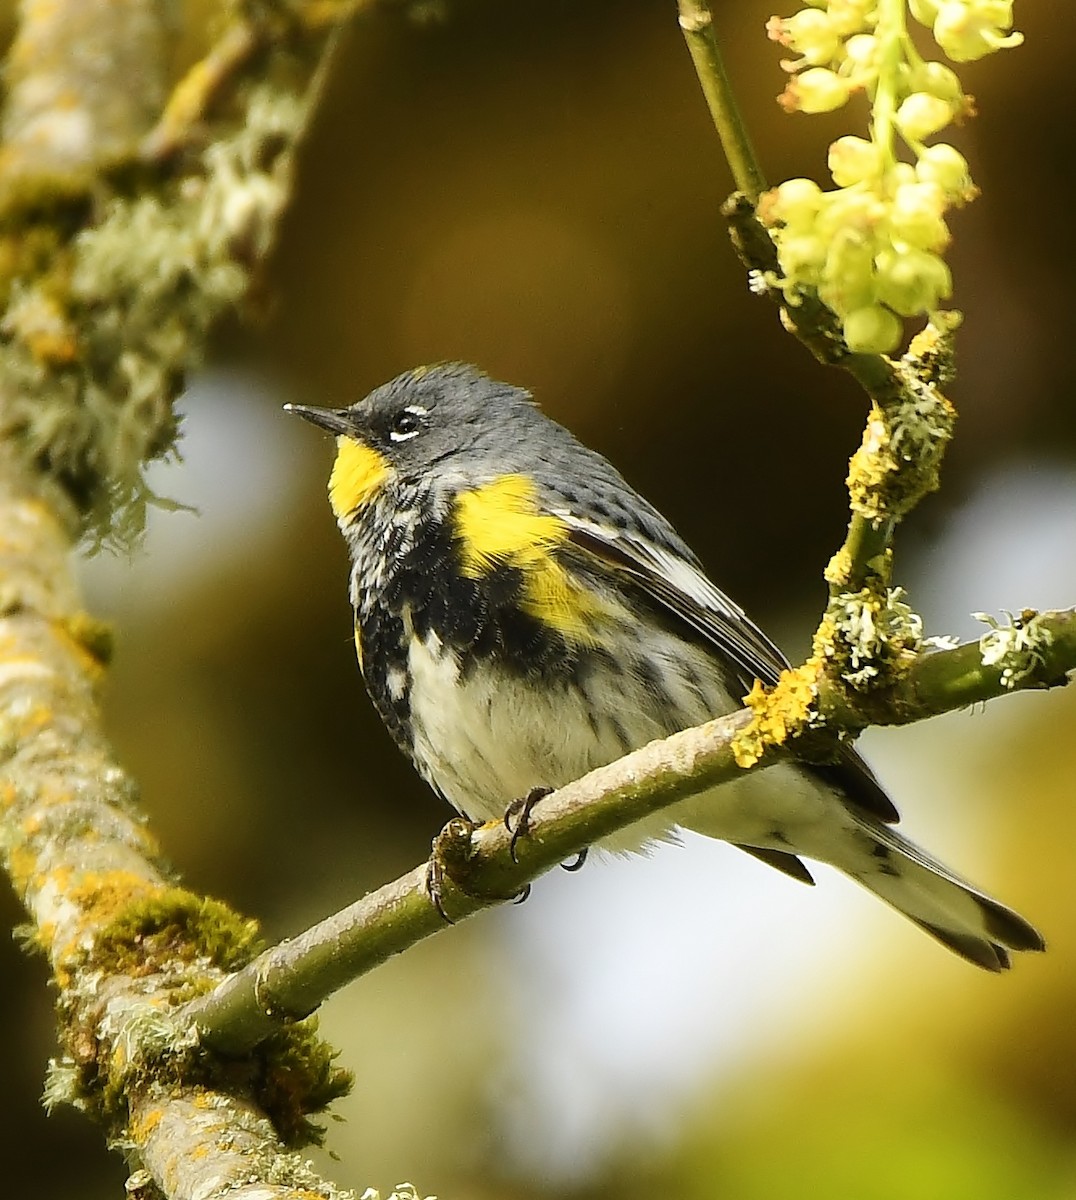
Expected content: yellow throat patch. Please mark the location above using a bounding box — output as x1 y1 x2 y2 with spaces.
329 437 391 521
453 474 607 643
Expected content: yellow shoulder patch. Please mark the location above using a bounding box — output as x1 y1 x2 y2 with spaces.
454 474 564 569
329 438 391 521
454 474 609 643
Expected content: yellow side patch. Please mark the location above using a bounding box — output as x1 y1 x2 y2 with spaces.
329 438 391 520
353 624 365 674
455 475 564 567
454 474 607 643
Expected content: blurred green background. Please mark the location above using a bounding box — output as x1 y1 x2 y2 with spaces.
2 1 1076 1196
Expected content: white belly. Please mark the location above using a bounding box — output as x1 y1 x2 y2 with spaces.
407 630 658 819
405 628 844 855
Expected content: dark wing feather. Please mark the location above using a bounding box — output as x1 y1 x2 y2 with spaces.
735 845 815 885
564 520 789 688
562 517 899 825
811 754 899 825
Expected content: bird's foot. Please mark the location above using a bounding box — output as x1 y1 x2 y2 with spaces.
504 787 590 873
504 786 553 863
426 816 481 923
427 814 532 920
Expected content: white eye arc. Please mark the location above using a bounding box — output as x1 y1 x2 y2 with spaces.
389 405 428 443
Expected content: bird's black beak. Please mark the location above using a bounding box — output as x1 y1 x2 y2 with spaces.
284 404 354 436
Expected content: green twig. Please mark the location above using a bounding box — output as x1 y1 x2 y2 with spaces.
183 707 758 1054
721 193 901 398
721 196 956 596
677 0 766 200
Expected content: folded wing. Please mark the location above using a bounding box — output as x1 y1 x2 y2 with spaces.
560 514 899 825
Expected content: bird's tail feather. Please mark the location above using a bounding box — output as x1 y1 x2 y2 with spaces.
837 815 1044 971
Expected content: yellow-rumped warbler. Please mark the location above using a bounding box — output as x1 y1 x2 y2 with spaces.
287 362 1043 970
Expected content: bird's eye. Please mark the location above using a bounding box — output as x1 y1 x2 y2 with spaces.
389 405 427 442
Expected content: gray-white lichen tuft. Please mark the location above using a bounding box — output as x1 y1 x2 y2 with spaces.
975 609 1054 689
359 1185 437 1200
829 585 924 689
0 84 305 547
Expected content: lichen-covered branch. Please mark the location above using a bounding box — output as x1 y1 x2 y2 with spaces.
0 458 350 1196
721 216 961 760
126 1093 353 1200
720 192 949 597
0 0 174 216
0 2 395 1197
182 608 1076 1056
677 6 986 764
0 0 410 548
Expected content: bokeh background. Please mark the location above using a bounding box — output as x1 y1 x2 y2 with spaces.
2 1 1075 1196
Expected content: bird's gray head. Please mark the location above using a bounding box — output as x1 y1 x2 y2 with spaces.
286 363 539 523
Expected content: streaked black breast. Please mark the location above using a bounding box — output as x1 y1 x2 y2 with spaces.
353 505 599 759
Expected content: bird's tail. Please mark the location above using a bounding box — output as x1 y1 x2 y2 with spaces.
835 815 1044 971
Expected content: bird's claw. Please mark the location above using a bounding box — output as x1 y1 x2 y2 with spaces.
504 785 553 863
560 848 589 872
427 814 534 917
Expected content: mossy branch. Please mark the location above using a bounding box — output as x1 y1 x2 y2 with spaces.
0 2 413 1197
183 608 1075 1056
0 0 401 546
0 464 353 1198
0 0 173 216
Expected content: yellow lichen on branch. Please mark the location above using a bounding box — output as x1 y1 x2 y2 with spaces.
731 661 821 768
0 0 369 1181
846 386 955 525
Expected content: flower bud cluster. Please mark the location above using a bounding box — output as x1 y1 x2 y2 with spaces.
759 145 973 353
762 0 1021 353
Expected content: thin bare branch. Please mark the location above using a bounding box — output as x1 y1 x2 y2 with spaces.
184 610 1075 1056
